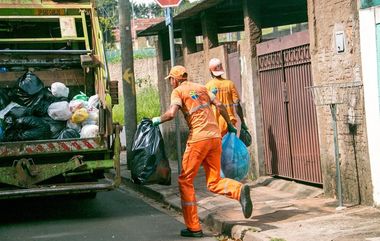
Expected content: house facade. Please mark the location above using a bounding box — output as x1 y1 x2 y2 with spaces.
138 0 377 206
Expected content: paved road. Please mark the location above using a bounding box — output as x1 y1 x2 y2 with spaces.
0 189 216 241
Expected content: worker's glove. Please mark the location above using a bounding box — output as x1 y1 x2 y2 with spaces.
152 117 161 127
241 122 248 131
227 123 237 134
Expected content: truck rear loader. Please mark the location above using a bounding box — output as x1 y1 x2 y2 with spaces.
0 0 121 199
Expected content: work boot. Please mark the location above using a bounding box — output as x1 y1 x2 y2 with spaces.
180 228 203 238
239 184 253 218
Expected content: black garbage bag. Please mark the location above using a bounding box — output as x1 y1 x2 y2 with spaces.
0 89 10 110
42 117 67 139
6 106 31 119
130 118 171 185
17 71 44 95
9 88 59 116
239 128 252 147
44 90 68 103
30 91 53 116
10 87 43 107
57 128 80 140
4 116 51 142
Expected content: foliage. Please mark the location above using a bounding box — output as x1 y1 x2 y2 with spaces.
96 0 200 47
106 49 156 63
112 86 161 125
174 0 197 14
270 238 286 241
96 0 118 46
133 48 157 59
132 2 164 18
136 86 161 123
132 0 197 18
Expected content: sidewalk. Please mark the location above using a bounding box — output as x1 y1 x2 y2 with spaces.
118 153 380 241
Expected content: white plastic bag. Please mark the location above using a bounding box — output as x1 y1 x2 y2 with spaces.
51 82 69 98
82 107 99 125
48 101 72 121
80 124 99 138
88 94 100 109
69 100 85 113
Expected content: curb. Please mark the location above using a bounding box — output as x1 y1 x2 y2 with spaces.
110 169 234 237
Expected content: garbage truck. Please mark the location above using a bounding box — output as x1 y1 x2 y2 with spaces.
0 0 121 199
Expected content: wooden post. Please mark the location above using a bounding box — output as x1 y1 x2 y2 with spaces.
118 0 137 161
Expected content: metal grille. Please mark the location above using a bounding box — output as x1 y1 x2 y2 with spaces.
258 42 322 184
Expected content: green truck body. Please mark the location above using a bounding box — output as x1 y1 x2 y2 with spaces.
0 0 121 199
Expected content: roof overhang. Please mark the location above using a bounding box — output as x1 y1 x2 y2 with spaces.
137 0 307 38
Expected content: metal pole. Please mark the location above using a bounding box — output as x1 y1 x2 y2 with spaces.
331 104 343 208
167 7 182 172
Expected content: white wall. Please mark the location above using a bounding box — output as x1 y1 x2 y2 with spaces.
359 7 380 206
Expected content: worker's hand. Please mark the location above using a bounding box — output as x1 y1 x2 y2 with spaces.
241 122 248 131
152 117 161 127
227 123 237 134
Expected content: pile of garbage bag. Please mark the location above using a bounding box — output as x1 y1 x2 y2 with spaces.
0 71 100 142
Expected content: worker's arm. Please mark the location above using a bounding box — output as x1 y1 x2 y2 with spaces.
211 97 237 134
231 82 248 130
152 105 180 126
235 102 248 130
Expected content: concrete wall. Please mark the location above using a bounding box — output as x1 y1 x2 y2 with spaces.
359 7 380 206
109 57 158 96
307 0 373 204
239 39 263 180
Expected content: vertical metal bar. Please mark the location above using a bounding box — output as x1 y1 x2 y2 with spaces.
331 103 343 207
81 10 90 51
167 7 182 172
281 49 294 179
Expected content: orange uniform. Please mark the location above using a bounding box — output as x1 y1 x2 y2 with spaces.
205 78 240 136
171 81 242 232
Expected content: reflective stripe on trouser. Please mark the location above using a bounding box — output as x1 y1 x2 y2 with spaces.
178 138 242 231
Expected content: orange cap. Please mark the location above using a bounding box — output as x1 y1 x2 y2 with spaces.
209 58 224 76
165 65 188 80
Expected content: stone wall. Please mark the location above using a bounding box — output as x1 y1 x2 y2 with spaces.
307 0 373 204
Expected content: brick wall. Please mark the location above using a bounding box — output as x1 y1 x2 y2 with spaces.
308 0 373 204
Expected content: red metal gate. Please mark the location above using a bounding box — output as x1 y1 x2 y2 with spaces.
257 31 322 184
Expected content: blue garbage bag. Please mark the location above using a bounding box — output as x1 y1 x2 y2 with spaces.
0 126 3 141
221 132 250 181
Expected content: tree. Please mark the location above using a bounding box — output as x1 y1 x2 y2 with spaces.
96 0 118 47
174 0 194 14
132 2 163 18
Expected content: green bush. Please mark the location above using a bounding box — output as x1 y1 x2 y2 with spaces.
112 86 161 125
106 48 156 63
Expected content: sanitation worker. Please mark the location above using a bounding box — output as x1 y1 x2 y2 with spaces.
206 58 248 136
152 65 253 238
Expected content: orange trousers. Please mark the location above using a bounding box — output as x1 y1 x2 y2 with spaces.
178 138 242 231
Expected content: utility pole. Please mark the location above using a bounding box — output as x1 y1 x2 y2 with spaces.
118 0 137 161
